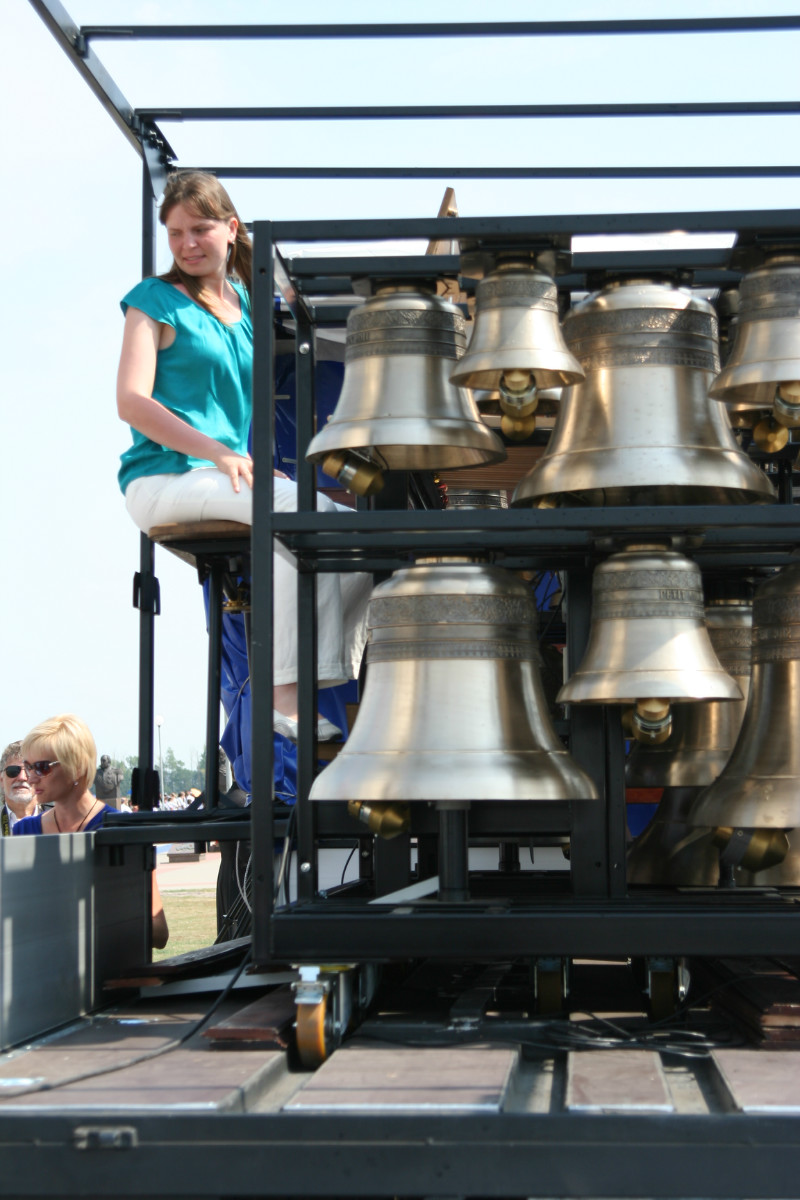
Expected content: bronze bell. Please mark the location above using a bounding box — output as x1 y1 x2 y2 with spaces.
627 788 721 887
512 278 775 506
558 548 743 746
626 592 753 885
450 261 583 441
626 593 753 788
309 560 598 805
689 563 800 871
305 286 505 495
710 257 800 453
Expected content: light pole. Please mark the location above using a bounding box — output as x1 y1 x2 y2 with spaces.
155 715 164 804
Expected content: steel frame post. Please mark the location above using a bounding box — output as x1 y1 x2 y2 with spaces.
251 221 276 965
203 562 224 811
564 569 610 896
294 316 319 902
133 163 159 811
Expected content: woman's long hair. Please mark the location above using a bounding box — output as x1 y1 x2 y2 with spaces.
158 171 252 319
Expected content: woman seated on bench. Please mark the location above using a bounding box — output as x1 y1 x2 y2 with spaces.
116 171 370 741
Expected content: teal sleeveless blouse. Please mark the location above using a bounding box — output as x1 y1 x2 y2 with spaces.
118 276 252 493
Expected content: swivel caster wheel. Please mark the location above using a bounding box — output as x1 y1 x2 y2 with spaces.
295 993 332 1069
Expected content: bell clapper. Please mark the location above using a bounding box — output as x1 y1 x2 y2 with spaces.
712 825 791 874
753 414 790 453
322 450 385 497
498 370 538 441
632 698 673 745
347 799 410 840
499 369 538 415
771 380 800 429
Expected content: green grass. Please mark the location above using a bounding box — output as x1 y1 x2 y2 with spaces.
154 889 218 961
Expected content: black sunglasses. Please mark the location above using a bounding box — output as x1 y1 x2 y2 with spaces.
22 760 59 778
3 765 28 779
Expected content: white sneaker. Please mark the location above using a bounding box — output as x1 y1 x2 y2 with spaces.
273 711 342 743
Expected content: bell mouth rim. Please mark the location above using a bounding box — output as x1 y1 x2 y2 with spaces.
710 362 800 400
450 358 584 390
307 420 506 470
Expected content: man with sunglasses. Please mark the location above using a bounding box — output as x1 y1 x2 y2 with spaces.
0 742 39 836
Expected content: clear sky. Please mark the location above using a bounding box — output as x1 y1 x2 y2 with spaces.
3 0 800 766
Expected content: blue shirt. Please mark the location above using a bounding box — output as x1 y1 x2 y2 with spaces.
118 276 252 493
13 804 118 835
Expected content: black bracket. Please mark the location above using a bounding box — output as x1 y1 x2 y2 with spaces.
132 570 161 615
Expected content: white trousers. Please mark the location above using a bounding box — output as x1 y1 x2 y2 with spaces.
125 470 371 686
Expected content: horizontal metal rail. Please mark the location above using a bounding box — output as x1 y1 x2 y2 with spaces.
266 210 800 242
207 165 800 180
141 101 800 121
271 896 800 960
80 17 800 39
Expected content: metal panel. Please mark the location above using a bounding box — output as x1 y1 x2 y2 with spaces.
0 838 147 1050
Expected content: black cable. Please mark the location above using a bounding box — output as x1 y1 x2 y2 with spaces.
340 844 357 885
8 948 254 1099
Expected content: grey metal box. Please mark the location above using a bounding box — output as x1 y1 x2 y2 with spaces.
0 835 150 1050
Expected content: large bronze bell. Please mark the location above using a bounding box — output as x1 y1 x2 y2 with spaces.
512 278 775 506
450 261 583 441
309 560 598 805
626 593 753 885
558 548 743 745
689 564 800 869
305 286 505 494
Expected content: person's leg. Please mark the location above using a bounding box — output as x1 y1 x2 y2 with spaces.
126 473 371 725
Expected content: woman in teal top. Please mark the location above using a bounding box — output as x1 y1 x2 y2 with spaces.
117 172 370 738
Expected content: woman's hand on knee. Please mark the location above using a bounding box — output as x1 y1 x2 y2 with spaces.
213 448 254 492
274 468 289 479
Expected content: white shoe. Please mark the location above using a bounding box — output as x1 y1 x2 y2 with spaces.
273 711 342 743
316 717 343 742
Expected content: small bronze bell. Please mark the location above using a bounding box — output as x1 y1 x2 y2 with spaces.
626 594 753 787
450 261 583 442
626 591 754 886
558 548 743 746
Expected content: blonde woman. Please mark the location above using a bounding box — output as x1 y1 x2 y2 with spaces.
14 715 168 949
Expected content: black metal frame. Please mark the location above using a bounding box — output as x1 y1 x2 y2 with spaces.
249 210 800 967
18 6 800 1195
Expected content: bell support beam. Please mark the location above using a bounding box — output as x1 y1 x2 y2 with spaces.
269 897 800 961
80 17 800 38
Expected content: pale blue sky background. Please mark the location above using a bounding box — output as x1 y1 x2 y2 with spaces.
3 0 800 765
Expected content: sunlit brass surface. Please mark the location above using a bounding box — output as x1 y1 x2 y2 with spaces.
626 598 753 788
310 561 598 804
450 262 584 392
627 788 720 886
306 288 505 475
512 279 775 507
710 257 800 408
690 563 800 829
347 800 410 840
558 549 743 707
